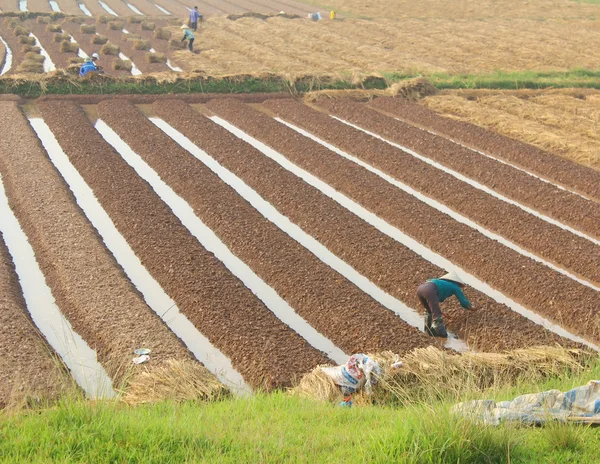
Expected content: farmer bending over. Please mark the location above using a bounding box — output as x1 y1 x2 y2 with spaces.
189 6 203 31
181 25 195 52
417 271 472 338
79 53 102 77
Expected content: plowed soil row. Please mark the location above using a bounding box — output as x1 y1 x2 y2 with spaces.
38 100 329 389
26 20 73 70
158 98 572 352
98 99 434 356
324 100 600 243
0 28 27 75
217 98 600 344
370 98 600 203
0 101 196 386
272 100 600 287
335 100 600 240
0 233 70 408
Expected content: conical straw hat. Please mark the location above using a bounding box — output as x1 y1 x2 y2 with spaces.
440 271 465 285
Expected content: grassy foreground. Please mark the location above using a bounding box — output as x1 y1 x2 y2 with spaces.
1 359 600 463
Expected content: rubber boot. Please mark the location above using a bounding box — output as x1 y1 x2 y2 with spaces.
424 313 433 336
431 317 448 338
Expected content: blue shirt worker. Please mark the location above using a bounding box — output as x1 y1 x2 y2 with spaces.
189 6 202 31
181 25 195 52
416 271 473 338
79 53 100 77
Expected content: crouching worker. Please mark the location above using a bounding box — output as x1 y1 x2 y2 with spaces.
79 53 103 77
417 271 472 338
180 24 195 52
321 354 381 407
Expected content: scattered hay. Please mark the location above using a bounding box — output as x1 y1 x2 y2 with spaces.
293 345 592 406
19 36 35 46
96 15 109 24
80 24 96 34
132 39 151 51
25 52 45 62
101 42 120 56
145 52 167 63
67 16 85 24
303 77 437 103
126 34 142 40
127 16 143 24
49 12 64 21
46 24 62 33
13 26 30 36
141 21 155 31
53 32 70 43
120 360 228 405
227 12 301 21
167 18 182 26
59 40 79 54
36 16 50 24
169 39 186 50
16 59 44 73
108 20 125 31
112 58 132 71
67 56 85 64
154 27 171 40
91 35 108 45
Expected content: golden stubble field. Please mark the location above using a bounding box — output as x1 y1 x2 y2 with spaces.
176 0 600 77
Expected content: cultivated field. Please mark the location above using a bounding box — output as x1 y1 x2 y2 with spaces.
1 94 600 405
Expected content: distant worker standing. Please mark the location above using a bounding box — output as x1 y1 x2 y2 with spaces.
189 6 203 31
180 25 195 52
417 271 473 338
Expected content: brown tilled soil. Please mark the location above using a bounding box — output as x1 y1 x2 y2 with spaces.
0 101 201 387
246 98 600 344
0 25 28 75
159 98 575 352
0 234 70 408
98 99 435 355
370 98 600 203
333 99 600 241
38 100 330 389
25 20 74 71
37 92 292 105
290 99 600 287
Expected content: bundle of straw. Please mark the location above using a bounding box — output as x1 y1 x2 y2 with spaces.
80 24 96 34
46 24 62 33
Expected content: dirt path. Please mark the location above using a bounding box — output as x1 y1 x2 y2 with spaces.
0 233 70 408
227 98 600 345
272 99 600 288
99 99 435 355
0 101 203 390
39 100 330 389
159 98 576 352
370 98 600 203
329 99 600 243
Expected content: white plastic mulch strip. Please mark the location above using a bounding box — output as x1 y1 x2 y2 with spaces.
396 116 594 202
29 33 55 73
126 3 143 14
338 117 600 248
0 172 116 399
79 2 92 16
122 28 130 34
166 59 182 72
18 0 27 11
212 115 600 352
118 52 142 75
155 3 170 14
69 35 89 59
153 117 469 353
285 118 600 293
0 35 12 75
98 0 118 15
96 119 348 365
49 0 61 11
30 118 250 396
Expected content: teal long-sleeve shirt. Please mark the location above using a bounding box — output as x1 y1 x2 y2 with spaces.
427 279 471 309
182 29 195 40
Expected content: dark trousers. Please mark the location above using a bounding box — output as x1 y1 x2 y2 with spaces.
190 21 198 31
188 38 194 51
417 282 442 319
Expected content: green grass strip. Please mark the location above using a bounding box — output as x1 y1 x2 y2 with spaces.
2 360 600 463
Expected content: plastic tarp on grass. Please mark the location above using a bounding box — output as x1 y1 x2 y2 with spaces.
452 380 600 425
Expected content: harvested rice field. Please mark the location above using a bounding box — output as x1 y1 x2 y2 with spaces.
1 0 600 79
1 92 600 406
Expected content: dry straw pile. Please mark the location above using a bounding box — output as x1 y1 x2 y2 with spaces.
46 24 62 33
53 32 70 43
154 27 171 40
108 20 124 31
112 59 132 71
80 24 96 34
293 345 592 406
133 39 151 51
60 40 79 54
120 360 228 405
146 52 167 64
141 21 155 31
19 36 35 46
101 43 120 56
128 16 143 24
92 35 108 45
